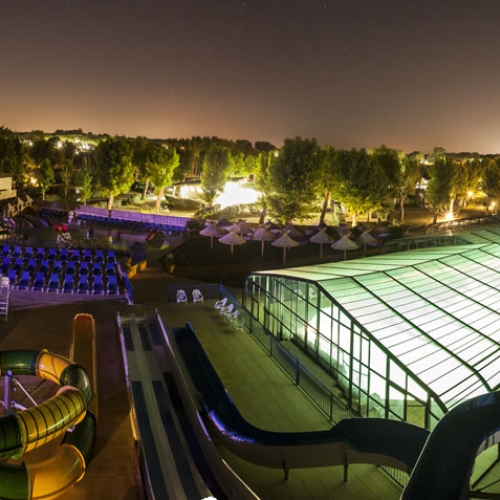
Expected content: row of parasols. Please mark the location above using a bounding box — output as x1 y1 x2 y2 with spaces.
200 220 380 264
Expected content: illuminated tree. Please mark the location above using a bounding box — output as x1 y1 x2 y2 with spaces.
35 158 55 201
0 128 23 184
58 141 76 203
266 137 320 223
426 154 454 223
317 145 338 224
75 160 93 206
200 145 231 206
142 143 180 213
398 152 423 221
330 148 385 227
480 158 500 214
94 137 135 210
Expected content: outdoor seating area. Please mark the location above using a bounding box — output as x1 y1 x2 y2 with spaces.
0 243 122 294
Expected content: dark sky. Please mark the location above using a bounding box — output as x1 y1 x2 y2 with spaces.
2 0 500 153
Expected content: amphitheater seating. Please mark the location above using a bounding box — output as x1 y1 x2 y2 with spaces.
0 244 123 297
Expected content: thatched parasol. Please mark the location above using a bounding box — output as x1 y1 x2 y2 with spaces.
200 221 220 249
309 227 334 259
331 234 359 260
219 230 246 258
252 226 276 257
271 230 299 265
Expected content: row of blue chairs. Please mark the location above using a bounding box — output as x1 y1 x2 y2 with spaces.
0 245 116 264
13 270 119 295
2 257 117 278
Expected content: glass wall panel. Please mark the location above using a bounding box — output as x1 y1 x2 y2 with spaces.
389 386 406 420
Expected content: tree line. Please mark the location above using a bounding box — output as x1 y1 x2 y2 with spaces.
0 127 498 224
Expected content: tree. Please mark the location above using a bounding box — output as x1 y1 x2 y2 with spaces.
480 158 500 214
75 159 93 206
265 137 320 223
0 128 24 185
94 137 135 210
35 158 55 200
317 145 338 224
398 153 423 221
330 148 381 227
143 143 180 213
254 150 276 224
200 145 231 206
58 141 76 203
426 154 455 223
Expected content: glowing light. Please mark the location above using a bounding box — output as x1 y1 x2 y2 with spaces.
214 181 260 209
179 184 202 199
445 212 454 221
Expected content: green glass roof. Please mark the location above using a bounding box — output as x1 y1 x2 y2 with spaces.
253 228 500 410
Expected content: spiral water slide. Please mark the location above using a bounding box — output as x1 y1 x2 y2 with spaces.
0 349 96 500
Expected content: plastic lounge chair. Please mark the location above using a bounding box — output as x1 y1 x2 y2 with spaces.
1 245 10 257
226 309 239 322
92 262 102 276
32 272 45 291
12 246 21 258
7 269 17 287
94 249 104 263
214 297 228 310
71 249 80 262
176 289 188 304
92 275 104 294
106 250 116 263
12 258 23 272
26 259 36 273
63 275 74 293
47 273 60 292
39 260 49 274
220 303 234 315
107 275 118 294
17 271 30 290
106 262 116 276
59 248 68 261
47 248 57 261
83 249 92 262
52 260 62 274
35 247 45 261
78 275 89 294
65 261 75 276
79 262 89 275
23 247 34 260
192 289 204 303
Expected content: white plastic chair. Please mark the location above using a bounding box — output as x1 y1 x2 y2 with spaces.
220 303 234 315
192 288 204 303
214 297 228 310
176 289 188 304
226 309 239 322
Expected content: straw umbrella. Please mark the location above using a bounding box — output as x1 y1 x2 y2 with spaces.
271 230 299 265
219 230 246 258
252 226 276 257
357 229 378 256
331 233 359 260
309 227 334 259
229 219 253 236
200 221 219 249
283 224 303 239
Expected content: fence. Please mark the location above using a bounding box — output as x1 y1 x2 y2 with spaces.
74 206 190 229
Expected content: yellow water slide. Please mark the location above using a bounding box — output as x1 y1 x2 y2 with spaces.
0 341 96 499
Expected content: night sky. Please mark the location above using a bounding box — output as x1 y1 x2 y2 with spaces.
2 1 500 153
